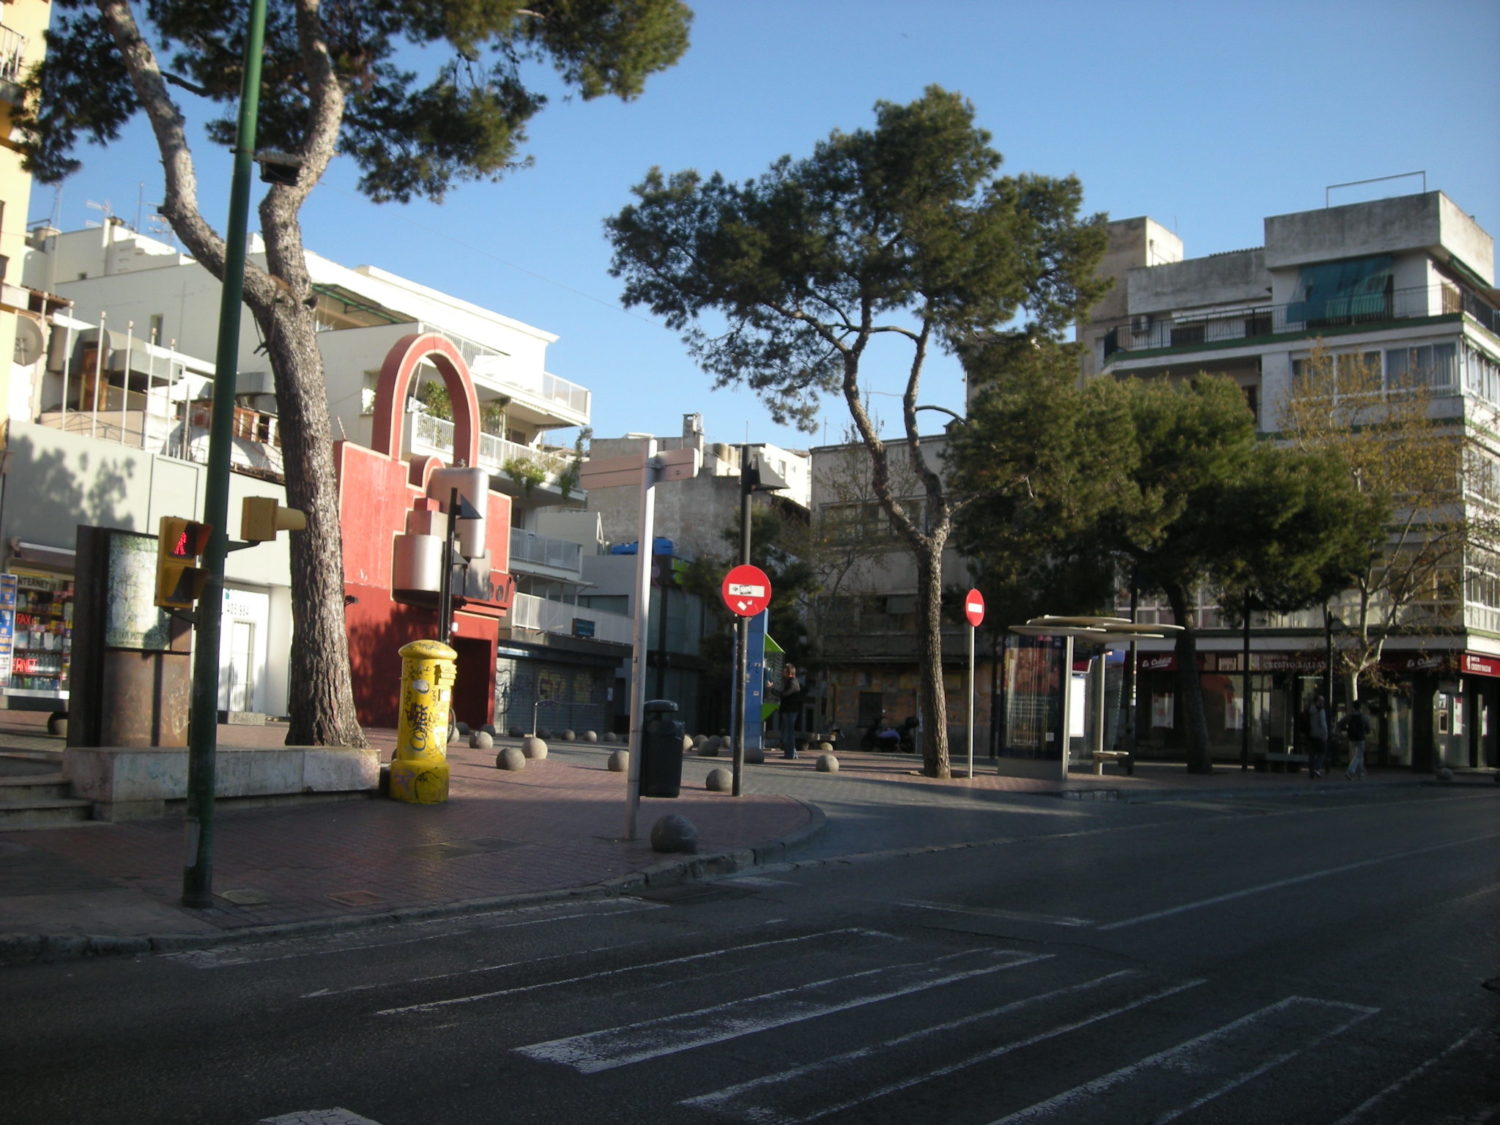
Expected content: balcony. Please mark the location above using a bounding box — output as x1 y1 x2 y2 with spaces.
0 25 26 103
510 528 583 578
505 592 632 646
1102 282 1499 361
408 412 584 505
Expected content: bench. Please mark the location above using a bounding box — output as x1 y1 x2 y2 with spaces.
1255 751 1309 773
1091 750 1134 776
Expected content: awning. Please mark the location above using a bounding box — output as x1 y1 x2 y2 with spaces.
1286 255 1393 324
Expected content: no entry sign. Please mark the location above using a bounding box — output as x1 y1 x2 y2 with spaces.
722 564 772 617
964 588 985 628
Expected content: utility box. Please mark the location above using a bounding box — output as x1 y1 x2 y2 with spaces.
640 698 684 798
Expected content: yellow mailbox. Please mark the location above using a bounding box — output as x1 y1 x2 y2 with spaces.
389 639 457 804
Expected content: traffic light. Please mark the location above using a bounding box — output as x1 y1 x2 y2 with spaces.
240 496 307 541
156 516 211 609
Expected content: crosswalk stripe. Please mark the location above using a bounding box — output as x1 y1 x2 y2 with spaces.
374 928 896 1017
989 995 1378 1124
682 968 1134 1120
515 948 1049 1074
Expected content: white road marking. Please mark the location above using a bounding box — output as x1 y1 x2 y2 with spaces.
515 948 1048 1074
989 996 1377 1124
895 899 1095 927
682 967 1127 1119
1100 830 1500 931
704 975 1207 1125
374 928 896 1017
1330 1024 1488 1124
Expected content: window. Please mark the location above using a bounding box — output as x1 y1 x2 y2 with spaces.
1385 343 1457 391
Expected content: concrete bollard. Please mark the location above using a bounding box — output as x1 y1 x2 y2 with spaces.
522 735 548 760
495 746 527 771
816 753 839 773
705 767 733 791
470 730 494 749
583 730 598 743
607 749 629 772
650 813 698 854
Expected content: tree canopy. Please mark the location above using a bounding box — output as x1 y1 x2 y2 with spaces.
607 86 1108 778
952 367 1378 772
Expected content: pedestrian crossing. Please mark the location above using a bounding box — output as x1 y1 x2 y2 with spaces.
359 922 1477 1124
242 913 1495 1124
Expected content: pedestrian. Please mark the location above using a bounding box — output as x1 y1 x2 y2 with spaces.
1340 703 1370 779
778 663 805 759
1307 693 1329 778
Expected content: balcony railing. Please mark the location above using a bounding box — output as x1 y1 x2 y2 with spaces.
510 528 583 573
410 412 581 497
1102 282 1500 360
506 592 632 645
0 25 26 88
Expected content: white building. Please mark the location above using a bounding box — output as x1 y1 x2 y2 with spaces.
1079 190 1500 772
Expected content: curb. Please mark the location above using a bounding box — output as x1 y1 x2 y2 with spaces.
0 799 828 966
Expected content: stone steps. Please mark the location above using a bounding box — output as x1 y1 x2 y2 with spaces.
0 768 95 829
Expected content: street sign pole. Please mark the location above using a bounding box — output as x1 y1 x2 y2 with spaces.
964 589 985 780
722 563 773 795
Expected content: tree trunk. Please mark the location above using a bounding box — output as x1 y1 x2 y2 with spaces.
914 540 951 778
1164 582 1212 773
255 211 366 748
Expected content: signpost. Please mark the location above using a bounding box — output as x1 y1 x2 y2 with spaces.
964 589 984 779
722 563 772 795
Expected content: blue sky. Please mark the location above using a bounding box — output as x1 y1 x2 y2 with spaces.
28 0 1500 452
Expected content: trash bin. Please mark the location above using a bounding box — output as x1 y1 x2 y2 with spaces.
640 699 684 798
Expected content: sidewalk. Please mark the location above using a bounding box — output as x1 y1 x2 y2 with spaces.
0 712 1485 963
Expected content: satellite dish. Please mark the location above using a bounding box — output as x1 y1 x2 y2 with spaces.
13 318 43 366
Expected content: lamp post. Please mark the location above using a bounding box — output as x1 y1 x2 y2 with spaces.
1324 605 1345 711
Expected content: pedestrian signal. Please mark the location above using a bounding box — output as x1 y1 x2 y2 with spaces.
155 516 211 609
240 496 307 542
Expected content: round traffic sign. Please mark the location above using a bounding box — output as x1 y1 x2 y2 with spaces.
722 564 773 617
964 588 985 627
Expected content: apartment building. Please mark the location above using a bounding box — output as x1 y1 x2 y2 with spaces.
1080 191 1500 772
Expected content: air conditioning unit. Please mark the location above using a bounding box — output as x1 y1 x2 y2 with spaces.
1131 314 1152 335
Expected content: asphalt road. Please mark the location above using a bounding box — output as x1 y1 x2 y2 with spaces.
4 785 1496 1124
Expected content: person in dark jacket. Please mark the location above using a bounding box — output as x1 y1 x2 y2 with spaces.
1341 703 1370 779
777 664 805 759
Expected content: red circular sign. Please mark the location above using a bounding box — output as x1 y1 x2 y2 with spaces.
964 588 985 627
722 564 773 617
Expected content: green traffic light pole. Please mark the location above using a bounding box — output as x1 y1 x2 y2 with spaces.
182 0 266 908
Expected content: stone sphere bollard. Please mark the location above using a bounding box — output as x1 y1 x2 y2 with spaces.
522 735 549 760
470 730 494 750
508 726 524 738
816 741 835 753
495 746 527 771
680 734 694 753
607 749 630 773
705 766 733 791
699 735 721 757
584 730 599 743
561 729 576 742
692 733 707 752
650 813 698 854
1437 766 1454 782
816 753 839 773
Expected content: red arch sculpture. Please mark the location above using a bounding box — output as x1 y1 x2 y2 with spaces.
370 333 482 470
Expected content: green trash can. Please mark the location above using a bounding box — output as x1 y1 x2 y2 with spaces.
640 699 684 798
